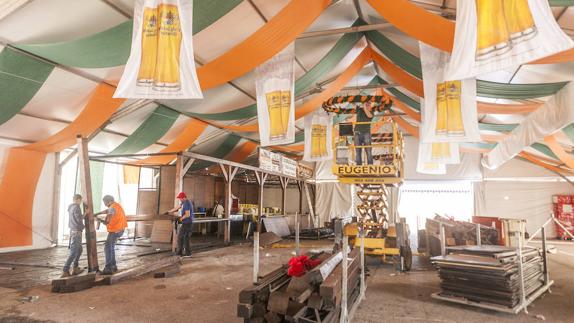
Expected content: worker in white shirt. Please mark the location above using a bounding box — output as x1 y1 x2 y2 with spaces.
212 200 225 236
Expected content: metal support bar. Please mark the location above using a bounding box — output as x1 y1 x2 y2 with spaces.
439 223 446 256
295 212 300 256
77 136 98 272
476 223 481 247
517 221 528 314
172 154 184 253
340 235 349 323
253 231 260 284
359 225 366 298
51 152 61 245
541 227 549 285
303 183 316 228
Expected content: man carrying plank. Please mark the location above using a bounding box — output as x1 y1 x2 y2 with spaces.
94 195 127 275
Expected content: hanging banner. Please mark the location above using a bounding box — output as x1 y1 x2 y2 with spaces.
419 142 460 165
416 142 447 175
256 45 295 147
420 42 481 143
114 0 203 99
445 0 573 80
303 110 333 162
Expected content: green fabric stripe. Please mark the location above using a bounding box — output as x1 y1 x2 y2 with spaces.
188 28 362 121
460 142 496 150
476 80 568 99
109 105 179 155
366 31 569 99
561 124 574 142
531 143 559 160
190 135 242 171
295 131 304 143
16 0 242 68
0 47 54 125
549 0 574 5
478 123 518 132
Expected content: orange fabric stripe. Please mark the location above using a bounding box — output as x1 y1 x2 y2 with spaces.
477 102 540 114
273 144 304 153
0 84 125 248
519 151 574 175
25 84 125 152
543 135 574 169
136 119 209 165
386 93 421 122
0 149 46 247
366 0 574 64
371 51 424 97
197 0 330 90
481 133 508 143
212 48 372 133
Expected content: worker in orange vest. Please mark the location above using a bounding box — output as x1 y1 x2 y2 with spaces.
94 195 128 275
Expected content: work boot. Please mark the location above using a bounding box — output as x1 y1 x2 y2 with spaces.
60 271 71 278
71 267 84 276
101 268 114 275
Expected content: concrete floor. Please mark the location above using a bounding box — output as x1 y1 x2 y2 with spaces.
0 241 573 323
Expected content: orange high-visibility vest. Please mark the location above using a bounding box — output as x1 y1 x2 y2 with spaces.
107 202 127 233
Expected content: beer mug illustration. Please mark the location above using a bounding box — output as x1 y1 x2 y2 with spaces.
475 0 510 60
503 0 536 43
280 90 291 135
137 7 158 87
266 90 284 139
431 142 450 161
311 124 323 157
153 4 182 91
445 81 465 136
320 125 328 156
435 82 447 135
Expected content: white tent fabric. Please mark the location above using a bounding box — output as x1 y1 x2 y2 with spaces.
315 182 353 224
483 81 574 169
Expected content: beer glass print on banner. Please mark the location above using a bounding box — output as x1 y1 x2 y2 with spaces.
266 88 283 139
311 124 327 158
434 81 464 137
154 4 182 91
431 142 450 161
137 6 158 86
475 0 536 61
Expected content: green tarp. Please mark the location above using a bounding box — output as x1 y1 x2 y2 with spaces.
17 0 242 68
0 47 54 126
109 105 179 155
189 135 242 171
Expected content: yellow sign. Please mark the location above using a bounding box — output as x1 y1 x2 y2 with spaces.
332 165 397 176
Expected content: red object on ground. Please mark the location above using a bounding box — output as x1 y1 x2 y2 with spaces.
553 195 574 239
472 216 504 245
287 255 322 277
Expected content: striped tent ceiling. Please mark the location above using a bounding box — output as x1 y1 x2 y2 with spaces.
0 0 574 171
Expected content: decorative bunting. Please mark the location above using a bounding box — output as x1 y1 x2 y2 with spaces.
256 45 296 147
419 42 480 143
303 110 332 162
115 0 203 99
445 0 573 80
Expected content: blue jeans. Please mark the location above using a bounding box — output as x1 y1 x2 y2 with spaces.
177 222 193 256
354 132 373 165
63 230 83 272
104 230 124 270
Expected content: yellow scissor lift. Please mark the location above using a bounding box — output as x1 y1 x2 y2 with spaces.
332 118 412 271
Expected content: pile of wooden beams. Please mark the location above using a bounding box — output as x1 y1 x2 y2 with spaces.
238 249 361 322
431 245 548 311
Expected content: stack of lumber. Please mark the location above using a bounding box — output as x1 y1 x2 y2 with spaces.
432 245 544 309
238 249 361 323
51 272 96 293
426 215 499 256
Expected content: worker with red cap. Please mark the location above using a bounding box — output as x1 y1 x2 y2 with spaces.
166 192 194 256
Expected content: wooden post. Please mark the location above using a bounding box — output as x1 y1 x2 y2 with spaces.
297 181 304 216
253 171 267 285
476 222 481 246
51 152 61 245
76 135 98 272
295 212 300 256
439 223 446 257
303 183 316 228
223 165 238 244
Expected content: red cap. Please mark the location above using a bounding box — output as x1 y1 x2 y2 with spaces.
176 192 187 199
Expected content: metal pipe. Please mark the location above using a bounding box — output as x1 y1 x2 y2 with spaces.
295 212 300 256
253 231 260 284
340 235 349 323
517 221 528 314
439 223 446 256
476 223 481 247
297 23 392 39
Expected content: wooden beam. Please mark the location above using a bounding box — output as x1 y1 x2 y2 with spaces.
223 165 235 244
172 154 184 253
182 157 195 176
76 135 98 272
59 149 77 167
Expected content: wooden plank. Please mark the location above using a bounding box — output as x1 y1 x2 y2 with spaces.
259 232 283 247
267 291 290 315
150 220 173 243
237 303 253 318
77 136 98 272
52 272 96 293
100 256 180 285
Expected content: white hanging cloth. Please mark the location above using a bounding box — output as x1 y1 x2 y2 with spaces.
445 0 573 80
419 42 481 143
256 44 296 147
303 110 333 162
115 0 203 99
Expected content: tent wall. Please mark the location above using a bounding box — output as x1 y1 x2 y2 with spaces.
0 145 56 252
315 182 353 225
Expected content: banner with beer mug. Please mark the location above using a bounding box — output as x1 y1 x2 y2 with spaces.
416 143 447 175
419 42 481 144
114 0 203 99
445 0 573 80
255 45 295 147
418 142 460 165
303 110 333 162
